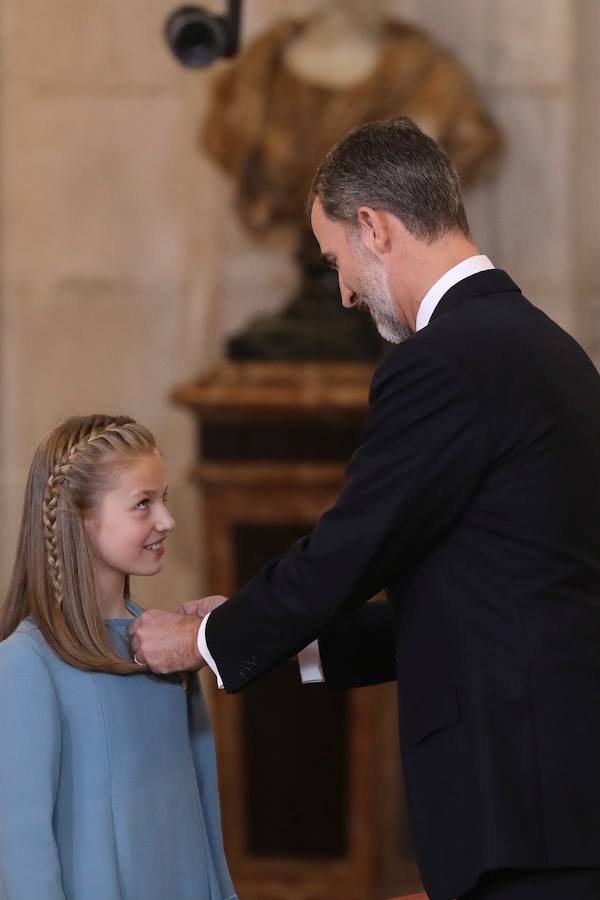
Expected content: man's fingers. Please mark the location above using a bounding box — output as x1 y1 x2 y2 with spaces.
176 601 196 614
178 596 228 616
127 616 141 636
128 608 161 633
178 600 206 615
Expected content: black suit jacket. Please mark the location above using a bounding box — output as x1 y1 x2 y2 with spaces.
206 270 600 899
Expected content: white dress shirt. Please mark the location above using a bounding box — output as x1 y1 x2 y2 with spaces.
199 254 494 688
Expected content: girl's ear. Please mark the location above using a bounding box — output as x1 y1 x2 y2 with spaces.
83 512 97 539
357 206 391 257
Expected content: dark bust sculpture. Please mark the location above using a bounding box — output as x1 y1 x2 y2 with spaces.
227 230 383 361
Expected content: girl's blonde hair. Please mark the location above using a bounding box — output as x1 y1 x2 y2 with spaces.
0 414 159 674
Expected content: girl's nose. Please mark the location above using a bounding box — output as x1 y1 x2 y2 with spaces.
157 507 176 533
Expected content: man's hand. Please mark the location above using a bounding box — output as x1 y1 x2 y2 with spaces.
177 595 229 616
128 609 205 674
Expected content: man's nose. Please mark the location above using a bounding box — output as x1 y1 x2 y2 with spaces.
339 278 356 309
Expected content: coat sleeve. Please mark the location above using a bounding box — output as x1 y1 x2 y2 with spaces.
317 599 397 690
206 340 491 692
0 637 66 900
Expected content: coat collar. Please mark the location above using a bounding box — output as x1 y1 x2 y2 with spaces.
429 269 522 324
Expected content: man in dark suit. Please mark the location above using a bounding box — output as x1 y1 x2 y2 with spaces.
130 118 600 899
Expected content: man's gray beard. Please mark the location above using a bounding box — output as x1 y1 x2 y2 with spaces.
352 244 412 344
354 293 412 344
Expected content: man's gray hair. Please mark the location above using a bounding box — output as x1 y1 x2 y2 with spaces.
309 117 470 241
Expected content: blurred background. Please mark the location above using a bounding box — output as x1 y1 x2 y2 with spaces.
1 1 599 897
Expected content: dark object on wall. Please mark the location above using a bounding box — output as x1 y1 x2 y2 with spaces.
164 1 242 67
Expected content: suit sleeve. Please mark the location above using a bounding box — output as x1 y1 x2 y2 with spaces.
0 638 66 900
207 340 490 692
318 599 397 689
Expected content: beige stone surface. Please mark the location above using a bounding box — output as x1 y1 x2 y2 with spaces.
3 0 181 89
393 0 490 79
484 91 572 284
487 0 572 88
3 93 186 284
572 0 600 360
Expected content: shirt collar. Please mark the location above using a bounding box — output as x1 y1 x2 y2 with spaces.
415 255 495 331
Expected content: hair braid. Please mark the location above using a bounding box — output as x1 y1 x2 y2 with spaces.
42 419 125 605
43 470 65 603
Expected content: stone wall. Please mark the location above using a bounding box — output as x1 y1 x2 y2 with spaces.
0 0 594 603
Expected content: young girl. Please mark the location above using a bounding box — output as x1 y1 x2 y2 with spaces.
0 414 236 900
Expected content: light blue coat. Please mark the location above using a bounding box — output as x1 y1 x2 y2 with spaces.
0 604 236 900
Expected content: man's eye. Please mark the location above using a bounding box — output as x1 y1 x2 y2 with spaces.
135 499 149 510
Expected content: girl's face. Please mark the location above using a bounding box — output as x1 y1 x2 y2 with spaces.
86 452 175 583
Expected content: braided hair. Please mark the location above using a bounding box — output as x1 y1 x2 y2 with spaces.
41 419 135 607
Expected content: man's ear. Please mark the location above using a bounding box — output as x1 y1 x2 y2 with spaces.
357 206 391 256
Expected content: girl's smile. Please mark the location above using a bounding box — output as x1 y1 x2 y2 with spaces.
143 538 167 557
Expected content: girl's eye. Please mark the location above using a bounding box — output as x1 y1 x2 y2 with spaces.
135 499 149 511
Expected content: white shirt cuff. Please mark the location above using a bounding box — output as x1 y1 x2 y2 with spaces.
298 640 325 683
198 612 224 689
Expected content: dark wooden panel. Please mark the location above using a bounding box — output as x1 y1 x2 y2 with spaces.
200 421 363 462
242 664 349 858
234 523 349 859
